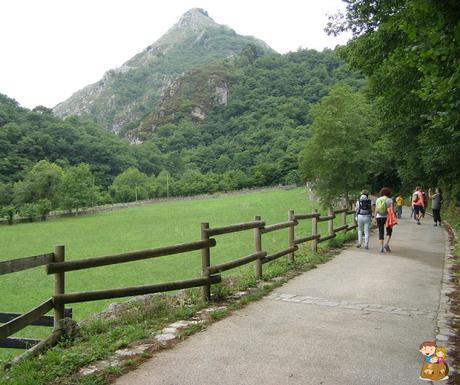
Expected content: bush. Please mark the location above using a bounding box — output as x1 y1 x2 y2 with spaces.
0 205 16 225
18 203 39 222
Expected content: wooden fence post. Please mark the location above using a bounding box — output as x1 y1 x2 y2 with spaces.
254 216 263 279
201 223 211 302
328 207 334 236
342 206 347 228
288 210 295 262
311 209 318 253
53 245 65 329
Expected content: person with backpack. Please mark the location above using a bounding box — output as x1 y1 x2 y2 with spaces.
374 187 394 253
412 186 425 225
395 194 404 219
421 189 428 219
429 187 443 226
355 189 373 249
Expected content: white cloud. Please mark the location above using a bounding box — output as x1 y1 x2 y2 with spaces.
0 0 349 109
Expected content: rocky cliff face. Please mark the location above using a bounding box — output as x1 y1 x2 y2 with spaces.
53 8 273 135
126 61 234 142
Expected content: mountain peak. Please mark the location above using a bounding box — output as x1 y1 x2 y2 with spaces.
176 8 215 30
53 8 274 133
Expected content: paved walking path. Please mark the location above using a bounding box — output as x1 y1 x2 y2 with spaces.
114 215 446 385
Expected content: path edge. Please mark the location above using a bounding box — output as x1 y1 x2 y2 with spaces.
435 225 457 376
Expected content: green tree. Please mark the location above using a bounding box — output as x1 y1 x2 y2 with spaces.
328 0 460 198
298 85 375 206
0 205 16 225
152 170 174 198
18 203 39 222
36 199 52 221
59 163 99 212
111 167 149 202
13 160 63 207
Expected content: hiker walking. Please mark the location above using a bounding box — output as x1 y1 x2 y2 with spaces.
395 194 404 219
374 187 394 253
429 188 443 227
421 189 428 219
412 186 425 225
355 189 373 249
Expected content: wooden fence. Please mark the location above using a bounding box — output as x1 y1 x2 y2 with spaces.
0 206 357 355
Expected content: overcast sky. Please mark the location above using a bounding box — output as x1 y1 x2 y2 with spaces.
0 0 350 109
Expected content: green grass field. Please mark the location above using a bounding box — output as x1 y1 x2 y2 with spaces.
0 187 349 357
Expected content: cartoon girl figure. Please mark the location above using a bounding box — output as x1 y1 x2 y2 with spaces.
435 347 446 364
434 347 449 380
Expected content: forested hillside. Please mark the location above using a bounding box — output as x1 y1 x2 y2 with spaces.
134 48 364 186
0 97 134 186
0 47 363 221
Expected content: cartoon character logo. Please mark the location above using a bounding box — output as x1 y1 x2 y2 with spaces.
419 341 449 381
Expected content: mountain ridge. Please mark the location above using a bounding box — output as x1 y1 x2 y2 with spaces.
53 8 274 134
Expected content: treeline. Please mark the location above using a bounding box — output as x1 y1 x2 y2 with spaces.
0 158 281 223
324 0 460 205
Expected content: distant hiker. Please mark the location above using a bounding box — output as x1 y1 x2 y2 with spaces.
374 187 394 253
429 188 443 227
355 189 373 249
421 189 428 219
395 194 404 219
412 186 425 225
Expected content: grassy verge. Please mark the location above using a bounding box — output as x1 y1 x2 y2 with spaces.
0 230 356 385
443 207 460 385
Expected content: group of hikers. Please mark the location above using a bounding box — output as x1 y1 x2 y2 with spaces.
354 186 442 252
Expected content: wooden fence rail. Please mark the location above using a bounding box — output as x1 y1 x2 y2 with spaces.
0 309 72 327
53 276 222 305
0 253 54 275
46 239 216 274
0 299 54 339
263 246 298 264
261 220 297 234
1 204 357 360
205 221 265 237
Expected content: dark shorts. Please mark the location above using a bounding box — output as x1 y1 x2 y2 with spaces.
413 205 423 216
376 217 392 240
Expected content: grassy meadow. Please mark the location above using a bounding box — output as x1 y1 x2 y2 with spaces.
0 187 350 357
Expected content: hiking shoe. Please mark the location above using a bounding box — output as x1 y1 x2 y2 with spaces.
365 244 369 249
380 247 385 253
384 244 391 252
417 220 421 225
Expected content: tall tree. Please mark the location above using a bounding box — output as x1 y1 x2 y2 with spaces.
328 0 460 197
299 85 376 206
13 160 63 206
59 163 99 212
110 167 149 202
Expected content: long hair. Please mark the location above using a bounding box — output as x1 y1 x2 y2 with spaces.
379 187 392 197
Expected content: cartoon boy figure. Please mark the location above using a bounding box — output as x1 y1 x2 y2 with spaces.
420 341 436 362
419 341 436 380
